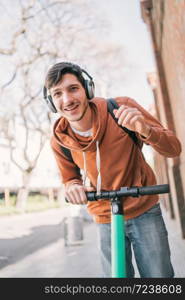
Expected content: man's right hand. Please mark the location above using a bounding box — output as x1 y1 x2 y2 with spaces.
65 184 95 204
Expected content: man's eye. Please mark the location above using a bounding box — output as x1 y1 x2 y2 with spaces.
71 86 78 91
54 92 61 97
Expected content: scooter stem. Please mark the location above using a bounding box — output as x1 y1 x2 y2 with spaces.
111 197 126 278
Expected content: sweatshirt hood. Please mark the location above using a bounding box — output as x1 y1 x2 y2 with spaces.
53 97 108 152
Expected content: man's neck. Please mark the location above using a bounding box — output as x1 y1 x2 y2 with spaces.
71 126 92 137
69 105 92 132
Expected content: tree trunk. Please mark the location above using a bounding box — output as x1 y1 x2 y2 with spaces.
16 188 29 212
16 172 31 212
48 188 54 203
4 188 10 207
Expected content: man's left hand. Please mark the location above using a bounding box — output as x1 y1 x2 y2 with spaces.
113 105 151 138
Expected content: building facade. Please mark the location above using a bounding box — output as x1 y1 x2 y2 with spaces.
140 0 185 238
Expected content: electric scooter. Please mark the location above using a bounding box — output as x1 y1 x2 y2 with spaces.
85 184 170 278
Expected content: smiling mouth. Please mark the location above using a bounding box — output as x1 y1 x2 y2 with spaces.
64 104 79 112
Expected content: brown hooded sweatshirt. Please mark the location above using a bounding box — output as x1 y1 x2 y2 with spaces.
51 97 181 223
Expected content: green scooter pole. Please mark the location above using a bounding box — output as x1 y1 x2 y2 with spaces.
111 197 126 278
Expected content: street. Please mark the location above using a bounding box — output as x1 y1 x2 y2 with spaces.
0 207 101 278
0 206 185 278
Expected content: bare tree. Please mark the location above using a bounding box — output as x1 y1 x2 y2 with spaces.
0 0 107 210
0 0 128 211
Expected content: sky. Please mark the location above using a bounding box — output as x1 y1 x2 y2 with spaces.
0 0 156 187
94 0 156 108
98 0 154 67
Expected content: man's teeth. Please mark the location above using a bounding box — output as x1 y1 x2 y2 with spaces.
66 105 78 111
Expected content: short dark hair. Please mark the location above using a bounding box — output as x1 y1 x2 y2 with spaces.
45 62 86 90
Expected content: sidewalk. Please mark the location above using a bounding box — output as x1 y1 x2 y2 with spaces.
0 205 185 278
162 208 185 278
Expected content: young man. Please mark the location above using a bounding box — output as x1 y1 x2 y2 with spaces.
44 61 181 278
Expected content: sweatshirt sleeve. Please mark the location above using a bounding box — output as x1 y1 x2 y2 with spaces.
50 137 83 188
120 97 182 158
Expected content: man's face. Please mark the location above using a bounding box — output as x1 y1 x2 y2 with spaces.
50 73 89 122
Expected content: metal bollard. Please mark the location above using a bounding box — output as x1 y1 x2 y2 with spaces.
64 216 84 246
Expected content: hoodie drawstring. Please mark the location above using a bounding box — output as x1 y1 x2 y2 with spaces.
96 141 101 195
82 151 87 186
82 141 102 196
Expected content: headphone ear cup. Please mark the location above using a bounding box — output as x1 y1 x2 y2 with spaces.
43 86 57 113
84 79 95 99
47 95 57 113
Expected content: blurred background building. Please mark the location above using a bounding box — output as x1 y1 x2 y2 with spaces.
140 0 185 238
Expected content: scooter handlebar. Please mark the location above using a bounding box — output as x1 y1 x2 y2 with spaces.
86 184 170 201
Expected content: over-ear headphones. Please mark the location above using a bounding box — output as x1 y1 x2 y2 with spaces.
81 69 95 100
43 86 58 113
43 64 95 113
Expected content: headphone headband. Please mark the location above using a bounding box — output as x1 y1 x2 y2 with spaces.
81 69 93 80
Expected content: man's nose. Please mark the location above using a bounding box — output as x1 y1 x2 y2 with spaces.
62 92 73 105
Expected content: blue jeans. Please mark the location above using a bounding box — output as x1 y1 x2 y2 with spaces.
97 203 174 278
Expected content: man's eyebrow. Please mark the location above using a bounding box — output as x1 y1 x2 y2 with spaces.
68 83 80 87
51 87 61 93
51 83 80 93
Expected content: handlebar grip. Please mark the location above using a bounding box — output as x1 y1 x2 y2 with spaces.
86 192 98 201
138 184 170 195
65 194 97 203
